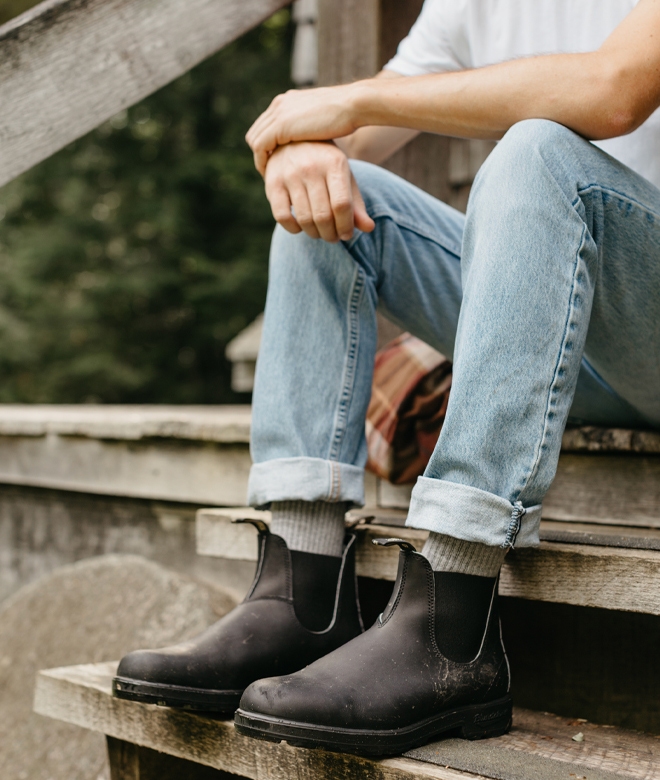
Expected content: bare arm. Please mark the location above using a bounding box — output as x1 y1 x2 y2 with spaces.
259 73 416 245
248 0 660 171
335 71 419 164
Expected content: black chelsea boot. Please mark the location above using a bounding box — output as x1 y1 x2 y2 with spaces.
112 519 363 715
235 537 512 756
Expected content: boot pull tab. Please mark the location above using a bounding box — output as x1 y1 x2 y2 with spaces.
232 517 270 534
345 514 375 531
373 537 417 553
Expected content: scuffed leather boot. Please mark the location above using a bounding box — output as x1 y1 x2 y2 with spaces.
235 538 512 756
112 519 363 714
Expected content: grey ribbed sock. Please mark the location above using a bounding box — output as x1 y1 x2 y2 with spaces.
422 532 507 578
270 500 349 558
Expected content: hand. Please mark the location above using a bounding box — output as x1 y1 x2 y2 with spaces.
264 141 375 242
247 85 361 175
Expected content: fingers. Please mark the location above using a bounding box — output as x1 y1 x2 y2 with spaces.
351 173 376 233
263 143 374 242
265 179 301 235
246 94 285 158
304 177 339 242
287 180 321 240
327 160 356 241
253 150 269 178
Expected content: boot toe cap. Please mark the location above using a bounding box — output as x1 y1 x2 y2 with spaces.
240 673 326 722
116 649 175 684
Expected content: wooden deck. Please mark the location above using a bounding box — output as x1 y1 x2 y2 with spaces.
196 508 660 616
34 662 660 780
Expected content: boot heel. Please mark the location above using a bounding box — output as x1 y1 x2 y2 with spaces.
460 697 513 740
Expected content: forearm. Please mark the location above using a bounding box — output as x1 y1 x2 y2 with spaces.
336 126 419 164
351 51 640 142
247 0 660 170
334 70 420 164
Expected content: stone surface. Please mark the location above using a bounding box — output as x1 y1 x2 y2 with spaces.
0 405 251 442
0 434 252 506
0 554 238 780
0 484 256 605
0 405 253 506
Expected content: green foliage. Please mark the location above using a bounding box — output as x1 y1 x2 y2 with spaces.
0 0 38 26
0 10 291 403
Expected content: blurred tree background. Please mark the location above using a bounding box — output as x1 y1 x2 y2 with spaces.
0 1 292 403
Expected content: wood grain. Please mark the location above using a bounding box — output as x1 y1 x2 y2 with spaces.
37 663 660 780
107 737 241 780
317 0 452 203
35 663 484 780
501 599 660 735
544 454 660 527
448 139 496 187
197 509 660 615
500 542 660 615
317 0 380 85
561 427 660 454
383 133 452 203
0 0 288 188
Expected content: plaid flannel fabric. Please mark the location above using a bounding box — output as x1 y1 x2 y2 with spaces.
366 333 452 485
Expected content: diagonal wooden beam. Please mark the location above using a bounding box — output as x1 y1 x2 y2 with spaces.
0 0 289 188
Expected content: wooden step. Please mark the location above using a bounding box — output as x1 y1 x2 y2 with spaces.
374 426 660 524
196 508 660 616
34 662 660 780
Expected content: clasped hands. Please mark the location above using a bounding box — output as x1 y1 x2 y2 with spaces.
245 85 375 242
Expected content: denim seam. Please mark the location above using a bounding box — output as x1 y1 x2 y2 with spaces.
327 265 365 469
574 184 660 220
515 221 588 503
502 501 526 550
365 211 463 259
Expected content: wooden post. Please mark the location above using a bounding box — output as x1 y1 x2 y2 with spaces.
317 0 450 202
107 737 243 780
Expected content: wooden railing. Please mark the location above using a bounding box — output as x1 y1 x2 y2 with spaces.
0 0 289 189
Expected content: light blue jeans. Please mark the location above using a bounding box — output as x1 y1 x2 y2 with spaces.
248 119 660 549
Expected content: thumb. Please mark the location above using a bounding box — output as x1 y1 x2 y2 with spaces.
351 174 375 233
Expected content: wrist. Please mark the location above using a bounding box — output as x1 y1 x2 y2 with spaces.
347 79 385 128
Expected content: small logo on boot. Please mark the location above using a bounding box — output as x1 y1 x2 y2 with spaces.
474 709 508 723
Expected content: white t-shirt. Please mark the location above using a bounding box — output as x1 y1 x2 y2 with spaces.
386 0 660 190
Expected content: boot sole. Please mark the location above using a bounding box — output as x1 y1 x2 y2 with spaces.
234 694 513 756
112 675 242 716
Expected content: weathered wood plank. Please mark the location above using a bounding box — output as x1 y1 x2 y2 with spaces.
378 0 453 203
107 737 241 780
196 508 660 615
561 426 660 454
383 133 452 203
107 738 140 780
0 435 252 506
317 0 452 202
378 0 424 68
372 448 660 526
544 453 660 527
501 598 660 734
500 543 660 615
36 663 660 780
0 404 252 442
35 663 483 780
317 0 380 86
448 139 496 187
0 0 288 188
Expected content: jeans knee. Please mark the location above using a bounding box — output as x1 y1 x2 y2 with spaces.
470 119 583 210
502 118 575 151
268 222 355 293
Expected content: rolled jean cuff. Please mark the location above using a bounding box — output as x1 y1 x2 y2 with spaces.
247 457 364 507
406 477 542 548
